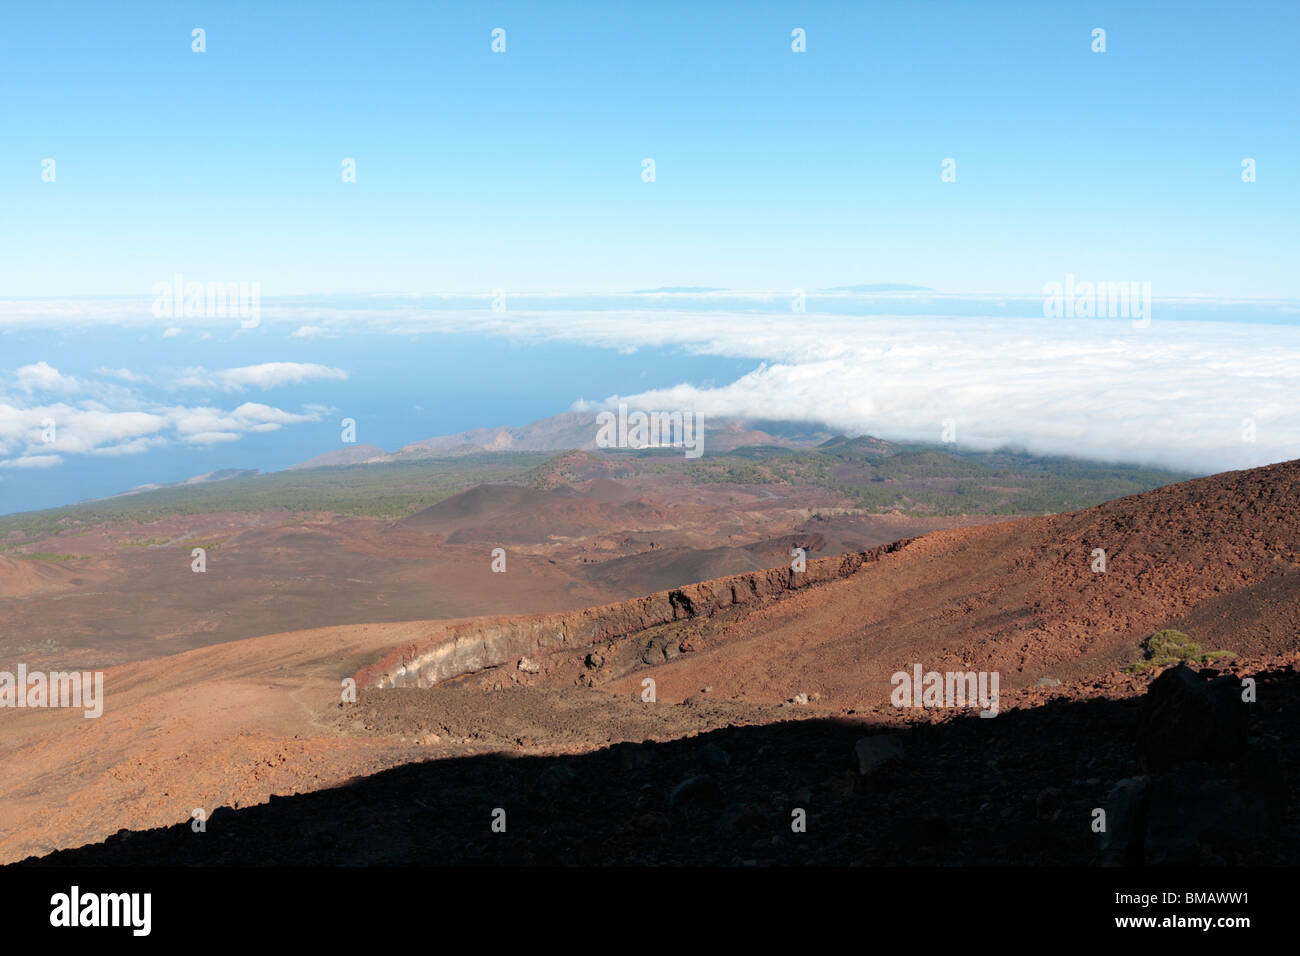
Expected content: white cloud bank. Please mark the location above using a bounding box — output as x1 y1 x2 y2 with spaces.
0 297 1296 474
16 361 80 394
556 313 1300 475
0 365 332 468
197 301 1298 475
171 362 348 392
384 307 1294 476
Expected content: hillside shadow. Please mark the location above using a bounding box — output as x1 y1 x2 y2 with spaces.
18 666 1299 867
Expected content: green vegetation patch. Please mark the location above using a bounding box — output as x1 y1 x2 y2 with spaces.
1125 628 1235 673
0 453 554 538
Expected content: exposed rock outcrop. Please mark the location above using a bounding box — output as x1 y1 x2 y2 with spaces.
354 539 915 689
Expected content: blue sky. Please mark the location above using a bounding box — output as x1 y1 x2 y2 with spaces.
2 2 1299 515
3 0 1297 297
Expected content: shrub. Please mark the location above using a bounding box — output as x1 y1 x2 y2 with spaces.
1125 628 1235 673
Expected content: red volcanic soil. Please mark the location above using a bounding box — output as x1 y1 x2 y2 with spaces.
583 477 642 503
4 462 1298 864
0 478 999 671
559 460 1292 708
22 655 1300 866
0 555 79 599
0 513 614 670
399 481 676 545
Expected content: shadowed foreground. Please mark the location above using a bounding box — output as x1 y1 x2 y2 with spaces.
21 664 1298 867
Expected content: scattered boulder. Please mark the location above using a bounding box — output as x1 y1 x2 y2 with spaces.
716 802 754 834
1137 664 1247 771
698 742 731 768
1096 776 1150 867
634 811 669 832
536 763 577 797
1099 669 1280 865
669 774 720 809
855 736 904 776
1035 787 1062 820
1143 763 1285 865
517 657 541 674
615 742 654 771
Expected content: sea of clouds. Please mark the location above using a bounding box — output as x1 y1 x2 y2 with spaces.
1 293 1297 476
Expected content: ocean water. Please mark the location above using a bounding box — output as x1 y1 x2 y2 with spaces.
2 292 1298 515
0 320 757 515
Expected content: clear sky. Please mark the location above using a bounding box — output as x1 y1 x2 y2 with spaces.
3 0 1297 298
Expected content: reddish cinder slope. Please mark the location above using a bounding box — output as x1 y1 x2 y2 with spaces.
486 459 1300 706
0 556 79 599
2 460 1297 864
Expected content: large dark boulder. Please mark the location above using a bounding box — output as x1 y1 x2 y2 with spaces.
1143 759 1286 865
1136 665 1248 771
1096 776 1149 867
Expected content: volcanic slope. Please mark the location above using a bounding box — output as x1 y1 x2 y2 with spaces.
435 459 1300 708
5 460 1298 864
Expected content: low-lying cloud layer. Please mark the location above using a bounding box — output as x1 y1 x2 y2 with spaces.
256 301 1295 475
0 362 335 468
1 296 1296 475
386 306 1298 475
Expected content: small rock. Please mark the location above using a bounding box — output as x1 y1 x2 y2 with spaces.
669 774 720 809
789 693 809 706
537 763 577 796
584 651 605 669
698 742 731 768
717 802 752 833
634 811 668 831
517 657 541 674
208 807 238 827
616 742 653 771
1096 776 1149 867
1034 677 1062 688
855 736 904 776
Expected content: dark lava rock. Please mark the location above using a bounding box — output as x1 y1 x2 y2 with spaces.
855 736 904 775
1096 776 1150 867
698 742 731 768
716 802 754 834
1143 762 1285 865
1137 665 1248 771
537 763 578 797
615 741 653 771
669 774 720 809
